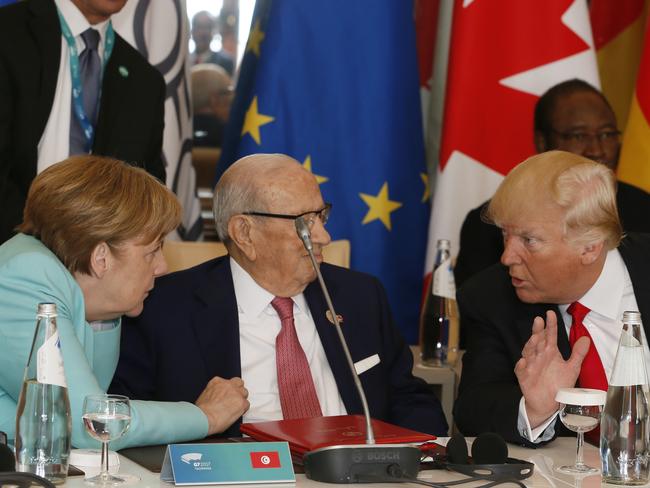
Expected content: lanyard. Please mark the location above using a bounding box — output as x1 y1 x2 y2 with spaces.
56 8 115 153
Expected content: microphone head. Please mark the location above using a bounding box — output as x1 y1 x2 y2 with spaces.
446 433 469 465
0 443 15 472
294 216 313 251
471 432 508 465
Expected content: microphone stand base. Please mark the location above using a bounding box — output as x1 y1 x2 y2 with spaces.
303 444 421 484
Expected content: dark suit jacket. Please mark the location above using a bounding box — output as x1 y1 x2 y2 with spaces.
110 257 448 437
454 182 650 290
453 233 650 446
0 0 166 243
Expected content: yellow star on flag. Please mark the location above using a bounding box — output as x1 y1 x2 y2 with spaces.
246 20 265 57
303 156 329 184
420 172 430 202
359 182 403 231
241 96 274 145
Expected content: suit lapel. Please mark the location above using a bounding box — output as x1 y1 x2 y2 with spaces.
619 235 650 344
304 276 361 413
190 258 242 379
28 0 61 152
514 301 569 359
95 35 131 146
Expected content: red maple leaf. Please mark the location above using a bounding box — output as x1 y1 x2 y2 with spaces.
440 0 590 176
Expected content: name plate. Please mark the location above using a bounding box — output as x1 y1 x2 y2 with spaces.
160 442 295 485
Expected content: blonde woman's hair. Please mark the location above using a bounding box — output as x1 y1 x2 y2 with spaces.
18 155 181 274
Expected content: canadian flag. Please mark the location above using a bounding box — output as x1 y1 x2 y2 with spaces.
424 0 600 271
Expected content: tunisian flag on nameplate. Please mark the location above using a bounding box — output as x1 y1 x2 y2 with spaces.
424 0 599 270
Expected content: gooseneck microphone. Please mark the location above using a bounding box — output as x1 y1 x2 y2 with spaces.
294 217 421 483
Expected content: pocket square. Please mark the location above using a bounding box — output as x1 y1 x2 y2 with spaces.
354 353 380 375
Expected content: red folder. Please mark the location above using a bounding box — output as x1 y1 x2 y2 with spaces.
240 415 436 457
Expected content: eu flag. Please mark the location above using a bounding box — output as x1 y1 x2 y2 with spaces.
219 0 429 343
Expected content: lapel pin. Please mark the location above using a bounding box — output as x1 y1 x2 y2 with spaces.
118 66 129 78
326 310 343 325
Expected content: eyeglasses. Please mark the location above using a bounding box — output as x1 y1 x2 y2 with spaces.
244 203 332 228
550 129 621 148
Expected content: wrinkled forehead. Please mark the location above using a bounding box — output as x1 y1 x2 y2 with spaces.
258 168 324 212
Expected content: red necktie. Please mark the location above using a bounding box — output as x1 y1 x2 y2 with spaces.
567 302 608 392
271 297 323 419
567 302 607 444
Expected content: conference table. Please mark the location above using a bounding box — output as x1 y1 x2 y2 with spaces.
60 437 614 487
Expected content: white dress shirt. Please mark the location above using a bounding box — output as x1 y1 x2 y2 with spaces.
230 258 347 423
38 0 109 173
518 249 649 442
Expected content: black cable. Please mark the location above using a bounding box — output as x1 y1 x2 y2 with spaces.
357 467 528 488
0 472 57 488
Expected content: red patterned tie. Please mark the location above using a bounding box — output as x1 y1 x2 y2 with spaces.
271 297 323 419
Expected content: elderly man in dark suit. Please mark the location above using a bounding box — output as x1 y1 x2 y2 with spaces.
454 79 650 289
0 0 166 243
111 153 447 437
454 150 650 446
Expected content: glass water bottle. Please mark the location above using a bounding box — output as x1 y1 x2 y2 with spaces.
600 311 650 485
15 303 72 484
419 239 459 366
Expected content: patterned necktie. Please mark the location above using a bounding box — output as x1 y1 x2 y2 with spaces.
271 297 322 419
69 28 102 155
567 302 608 392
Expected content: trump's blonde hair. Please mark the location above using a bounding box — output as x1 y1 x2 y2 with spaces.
487 150 622 250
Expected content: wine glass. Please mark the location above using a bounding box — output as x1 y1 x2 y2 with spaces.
82 394 133 485
555 387 606 474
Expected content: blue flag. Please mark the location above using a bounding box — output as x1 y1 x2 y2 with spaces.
0 1 16 7
219 0 429 343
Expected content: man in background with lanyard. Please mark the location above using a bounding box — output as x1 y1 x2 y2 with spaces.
0 0 167 243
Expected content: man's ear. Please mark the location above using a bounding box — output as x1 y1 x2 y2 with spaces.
580 240 605 265
534 131 548 153
88 242 111 278
228 215 257 261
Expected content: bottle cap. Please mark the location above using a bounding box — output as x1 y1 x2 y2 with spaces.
555 387 607 406
437 239 451 250
623 311 642 325
37 303 57 317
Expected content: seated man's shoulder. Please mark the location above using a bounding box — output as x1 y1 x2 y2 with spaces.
458 262 515 308
620 232 650 251
149 255 230 299
320 263 381 289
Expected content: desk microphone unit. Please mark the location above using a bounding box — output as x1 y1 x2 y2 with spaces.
294 218 421 484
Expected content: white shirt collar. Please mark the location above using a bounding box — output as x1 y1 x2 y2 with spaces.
559 249 626 321
229 257 310 319
55 0 109 41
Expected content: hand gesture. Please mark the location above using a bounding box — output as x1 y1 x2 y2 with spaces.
514 310 590 428
195 376 250 435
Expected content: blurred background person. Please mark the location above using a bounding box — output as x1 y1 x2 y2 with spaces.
0 155 249 448
0 0 167 244
191 64 233 148
190 10 234 76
